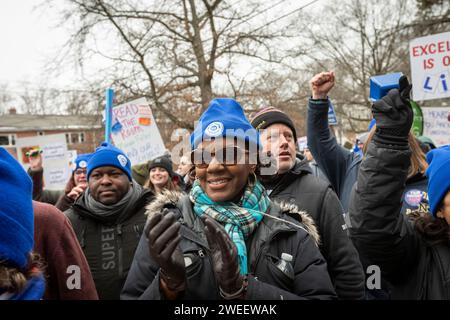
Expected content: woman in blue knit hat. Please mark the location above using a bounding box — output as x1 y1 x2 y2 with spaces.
122 98 336 300
348 77 450 300
0 148 45 300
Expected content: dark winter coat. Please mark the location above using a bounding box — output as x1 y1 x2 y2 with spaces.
64 188 154 300
307 98 428 215
260 157 365 300
349 140 450 299
121 191 337 300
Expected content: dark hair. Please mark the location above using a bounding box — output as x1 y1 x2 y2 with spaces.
144 168 181 194
0 252 45 294
412 210 450 246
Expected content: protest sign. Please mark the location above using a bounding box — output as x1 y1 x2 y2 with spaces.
423 107 450 146
409 31 450 101
67 150 78 170
16 134 69 190
110 97 166 166
328 102 338 125
298 136 308 151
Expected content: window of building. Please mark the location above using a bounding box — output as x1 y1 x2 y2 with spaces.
66 132 86 144
0 134 16 147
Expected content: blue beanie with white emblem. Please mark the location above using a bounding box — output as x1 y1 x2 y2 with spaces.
72 153 93 172
190 98 260 150
87 142 132 181
425 145 450 216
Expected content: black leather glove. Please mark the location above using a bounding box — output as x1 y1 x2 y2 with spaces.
372 75 413 146
202 215 247 299
147 208 186 293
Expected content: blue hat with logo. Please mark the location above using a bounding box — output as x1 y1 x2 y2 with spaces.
87 142 132 181
0 147 34 270
190 98 260 150
425 145 450 216
72 153 93 172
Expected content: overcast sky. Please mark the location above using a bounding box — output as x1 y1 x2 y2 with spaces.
0 0 70 91
0 0 323 95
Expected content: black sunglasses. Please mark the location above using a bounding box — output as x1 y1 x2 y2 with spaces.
190 146 249 168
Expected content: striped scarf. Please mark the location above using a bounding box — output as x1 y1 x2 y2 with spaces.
190 178 270 275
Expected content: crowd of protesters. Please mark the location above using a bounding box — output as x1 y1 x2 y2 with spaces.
1 72 448 300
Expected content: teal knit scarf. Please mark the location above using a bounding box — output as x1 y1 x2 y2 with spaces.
190 178 270 275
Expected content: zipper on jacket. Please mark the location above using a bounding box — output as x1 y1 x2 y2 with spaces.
133 224 141 238
117 224 123 278
198 249 205 258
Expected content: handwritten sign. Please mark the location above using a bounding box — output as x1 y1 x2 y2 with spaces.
15 134 69 190
423 107 450 146
111 97 166 165
409 32 450 101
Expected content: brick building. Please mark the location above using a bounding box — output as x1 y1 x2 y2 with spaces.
0 109 104 159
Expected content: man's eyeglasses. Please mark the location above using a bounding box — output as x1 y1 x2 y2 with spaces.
190 146 249 169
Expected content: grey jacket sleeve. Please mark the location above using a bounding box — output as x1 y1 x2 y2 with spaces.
349 140 421 283
307 98 360 198
319 188 365 299
28 168 64 205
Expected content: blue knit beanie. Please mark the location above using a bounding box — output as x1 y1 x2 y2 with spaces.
0 148 34 270
87 142 132 181
72 153 93 172
425 145 450 216
190 98 260 150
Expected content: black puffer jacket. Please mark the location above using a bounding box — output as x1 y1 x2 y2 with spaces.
349 140 450 299
65 187 154 300
260 157 365 300
121 191 337 300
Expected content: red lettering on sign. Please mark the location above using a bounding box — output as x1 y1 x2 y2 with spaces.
443 56 450 67
412 41 450 57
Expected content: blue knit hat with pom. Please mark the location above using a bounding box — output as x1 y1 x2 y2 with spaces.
0 147 34 270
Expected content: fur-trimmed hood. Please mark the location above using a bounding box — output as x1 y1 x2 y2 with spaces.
145 190 320 245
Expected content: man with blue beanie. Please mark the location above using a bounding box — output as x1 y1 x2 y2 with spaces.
426 145 450 224
64 142 154 299
0 147 45 300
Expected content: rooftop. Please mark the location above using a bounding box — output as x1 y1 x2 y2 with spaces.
0 114 103 132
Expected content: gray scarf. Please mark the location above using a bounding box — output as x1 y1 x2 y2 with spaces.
83 180 143 222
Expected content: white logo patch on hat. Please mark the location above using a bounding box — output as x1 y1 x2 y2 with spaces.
117 154 128 167
205 121 224 137
79 160 88 168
